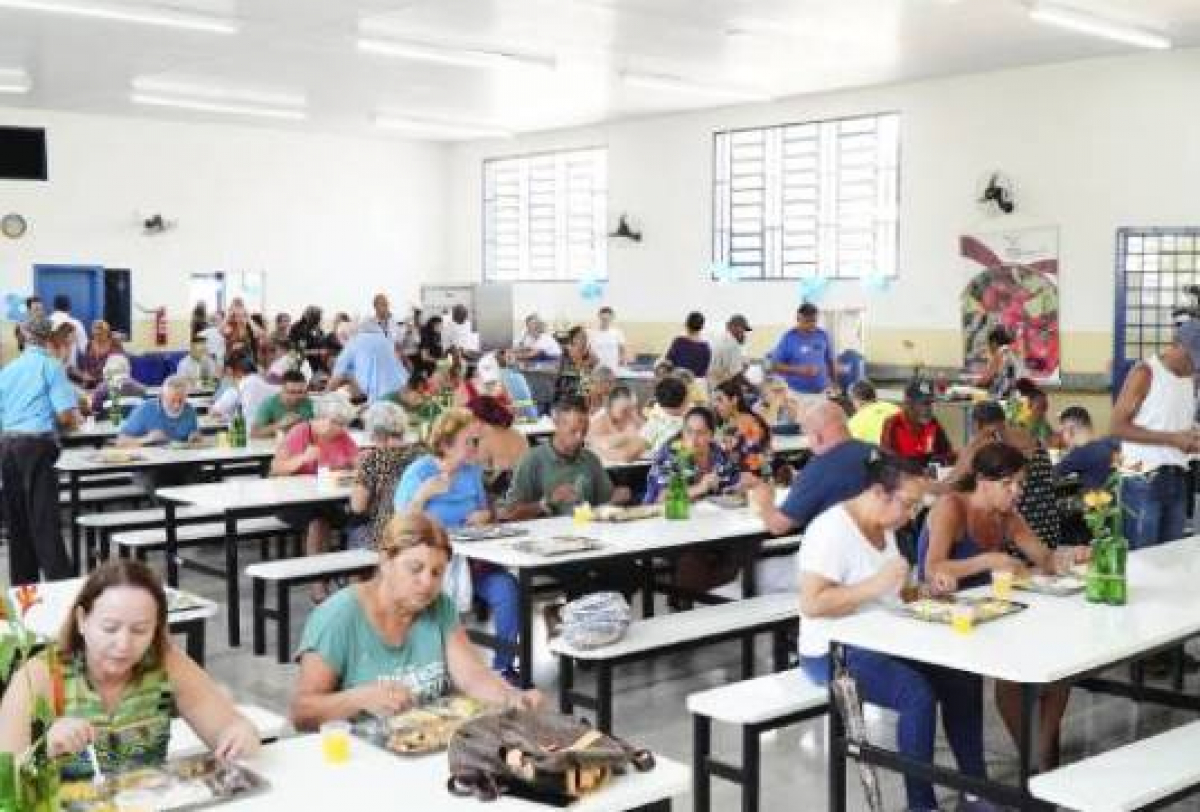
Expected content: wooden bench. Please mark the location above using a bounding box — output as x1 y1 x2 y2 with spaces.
551 593 797 733
77 506 223 568
688 670 828 812
1029 720 1200 812
246 549 378 662
167 704 290 759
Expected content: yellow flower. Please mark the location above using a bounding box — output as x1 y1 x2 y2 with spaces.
1083 490 1113 509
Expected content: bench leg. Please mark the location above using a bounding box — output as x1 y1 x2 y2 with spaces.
693 715 712 812
225 515 241 648
276 581 291 664
741 725 760 812
252 578 266 657
559 656 574 715
186 622 206 667
517 568 534 689
597 663 613 733
641 556 655 618
772 628 789 672
69 473 82 576
100 529 111 562
741 635 755 679
259 539 269 561
829 647 848 812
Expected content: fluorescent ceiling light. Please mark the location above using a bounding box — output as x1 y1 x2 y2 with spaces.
1028 1 1171 50
132 93 306 121
0 67 31 94
0 0 237 33
374 113 512 140
621 71 769 102
357 37 554 71
132 77 305 108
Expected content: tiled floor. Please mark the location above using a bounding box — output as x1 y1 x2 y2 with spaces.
8 541 1200 811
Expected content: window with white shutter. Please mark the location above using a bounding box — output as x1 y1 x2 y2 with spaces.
713 112 899 280
483 148 608 282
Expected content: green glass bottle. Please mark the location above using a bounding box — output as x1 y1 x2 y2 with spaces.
1085 537 1108 604
231 404 247 448
664 474 690 521
1105 536 1128 606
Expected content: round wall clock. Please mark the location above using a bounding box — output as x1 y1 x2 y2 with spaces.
1 213 28 239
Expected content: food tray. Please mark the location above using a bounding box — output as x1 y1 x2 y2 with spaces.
511 535 603 557
357 696 487 756
88 450 144 464
166 588 208 614
450 526 529 542
60 754 269 812
1013 573 1086 597
706 494 747 509
591 504 662 523
895 596 1027 626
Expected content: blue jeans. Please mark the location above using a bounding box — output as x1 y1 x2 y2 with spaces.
803 650 986 812
472 568 520 671
1121 467 1188 550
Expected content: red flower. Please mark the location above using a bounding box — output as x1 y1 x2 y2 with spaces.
14 584 41 618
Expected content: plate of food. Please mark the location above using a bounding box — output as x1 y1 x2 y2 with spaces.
450 526 529 542
591 504 662 523
60 755 268 812
1013 572 1086 597
361 695 488 756
89 449 144 464
896 596 1027 626
706 493 748 509
511 535 603 557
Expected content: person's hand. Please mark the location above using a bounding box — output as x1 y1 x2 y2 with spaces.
279 413 302 430
609 486 632 506
505 689 544 711
301 445 322 464
47 717 95 758
697 471 720 495
213 718 260 761
927 570 958 596
1169 431 1200 454
144 429 168 444
356 681 414 718
465 509 492 527
989 553 1028 579
549 482 579 505
875 557 909 598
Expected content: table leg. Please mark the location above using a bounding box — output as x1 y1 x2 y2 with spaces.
641 556 655 618
741 540 759 598
518 568 533 688
828 644 847 812
693 715 711 812
164 501 180 586
1018 682 1041 786
225 513 241 647
184 620 205 666
69 472 82 575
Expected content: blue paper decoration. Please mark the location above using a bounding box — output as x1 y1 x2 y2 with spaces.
4 293 26 322
798 277 830 303
710 261 738 284
578 278 605 301
860 271 892 293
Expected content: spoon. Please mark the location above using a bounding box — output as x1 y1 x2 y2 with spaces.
85 744 107 790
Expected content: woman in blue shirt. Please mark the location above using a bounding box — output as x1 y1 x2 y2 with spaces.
394 408 521 680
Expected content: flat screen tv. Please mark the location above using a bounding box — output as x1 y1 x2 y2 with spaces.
0 126 47 180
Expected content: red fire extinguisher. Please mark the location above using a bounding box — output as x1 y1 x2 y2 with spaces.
154 307 168 347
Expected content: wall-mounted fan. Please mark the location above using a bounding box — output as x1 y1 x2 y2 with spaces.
977 172 1015 215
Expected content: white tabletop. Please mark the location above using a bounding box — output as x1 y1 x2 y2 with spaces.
9 577 217 639
157 475 352 510
454 500 770 570
825 536 1200 684
64 415 227 442
223 734 688 812
57 440 277 473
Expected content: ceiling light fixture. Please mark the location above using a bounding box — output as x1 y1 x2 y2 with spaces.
132 77 305 108
621 71 769 102
132 93 306 121
0 0 237 33
373 113 512 140
1027 1 1171 50
357 37 554 71
0 67 31 94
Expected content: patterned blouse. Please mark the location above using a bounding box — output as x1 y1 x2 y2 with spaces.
643 440 741 504
719 413 773 477
57 654 174 781
357 445 424 546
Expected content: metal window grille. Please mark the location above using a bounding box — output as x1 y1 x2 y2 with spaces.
713 113 899 280
483 147 608 282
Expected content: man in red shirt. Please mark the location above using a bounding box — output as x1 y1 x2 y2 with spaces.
881 382 955 468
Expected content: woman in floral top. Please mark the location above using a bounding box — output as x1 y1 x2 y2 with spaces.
553 325 597 402
349 402 424 550
712 380 773 478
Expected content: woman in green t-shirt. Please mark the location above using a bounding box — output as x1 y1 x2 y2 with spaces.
290 512 541 730
0 561 259 780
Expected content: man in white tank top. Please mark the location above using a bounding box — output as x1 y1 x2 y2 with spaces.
1111 321 1200 549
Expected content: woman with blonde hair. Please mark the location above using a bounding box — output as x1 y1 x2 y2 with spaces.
0 561 258 778
393 408 521 681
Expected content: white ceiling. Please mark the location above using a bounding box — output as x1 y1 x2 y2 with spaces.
2 0 1199 140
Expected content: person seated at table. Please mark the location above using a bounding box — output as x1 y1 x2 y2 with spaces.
175 338 219 388
79 320 123 389
290 513 541 730
1055 406 1118 490
754 375 807 431
846 380 900 445
211 351 278 425
513 314 562 362
585 364 616 415
614 375 689 463
266 336 314 384
88 354 147 416
348 402 423 551
588 385 645 461
712 379 773 471
644 406 744 595
493 348 538 419
977 324 1023 399
880 381 955 468
662 311 711 377
675 368 708 407
799 452 991 812
553 325 597 402
394 409 520 679
921 441 1081 770
1013 378 1054 446
0 560 259 777
469 395 528 499
253 369 314 439
116 375 200 447
271 396 360 602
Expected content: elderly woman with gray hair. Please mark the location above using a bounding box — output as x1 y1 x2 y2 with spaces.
347 401 424 550
271 395 360 601
88 353 147 415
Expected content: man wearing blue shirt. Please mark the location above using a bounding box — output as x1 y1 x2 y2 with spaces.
327 317 407 403
116 375 201 446
770 303 838 394
0 315 81 583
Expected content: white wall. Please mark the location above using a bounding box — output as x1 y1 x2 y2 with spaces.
0 107 449 328
446 47 1200 370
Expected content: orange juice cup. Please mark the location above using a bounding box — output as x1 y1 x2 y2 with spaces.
950 604 975 634
992 570 1014 601
320 720 351 764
